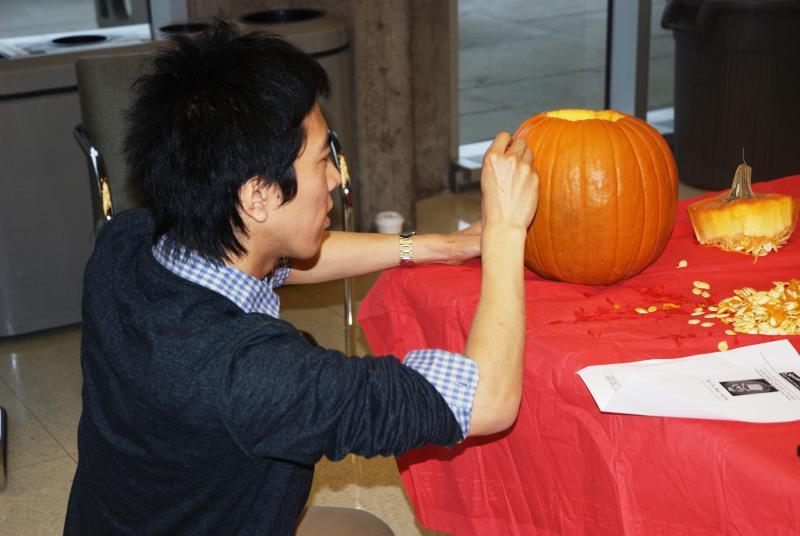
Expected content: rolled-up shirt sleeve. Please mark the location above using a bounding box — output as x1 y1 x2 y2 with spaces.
219 324 465 466
403 350 478 438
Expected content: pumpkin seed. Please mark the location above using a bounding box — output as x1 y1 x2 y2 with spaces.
714 280 800 335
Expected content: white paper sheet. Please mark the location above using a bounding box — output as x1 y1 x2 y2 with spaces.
577 339 800 422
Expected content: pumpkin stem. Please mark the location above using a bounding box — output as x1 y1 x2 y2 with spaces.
724 161 756 202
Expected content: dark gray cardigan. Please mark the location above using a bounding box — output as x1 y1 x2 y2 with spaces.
65 210 461 535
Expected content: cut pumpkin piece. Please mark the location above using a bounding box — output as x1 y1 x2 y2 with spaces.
687 162 799 257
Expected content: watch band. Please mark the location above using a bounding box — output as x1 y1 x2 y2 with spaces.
399 231 416 268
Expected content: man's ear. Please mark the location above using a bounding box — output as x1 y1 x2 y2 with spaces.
238 177 282 224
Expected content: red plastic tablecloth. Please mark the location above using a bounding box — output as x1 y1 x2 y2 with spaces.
358 175 800 536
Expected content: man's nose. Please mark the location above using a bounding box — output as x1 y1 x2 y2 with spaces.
327 161 341 192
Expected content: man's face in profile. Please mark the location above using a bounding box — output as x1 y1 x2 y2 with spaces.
267 103 340 260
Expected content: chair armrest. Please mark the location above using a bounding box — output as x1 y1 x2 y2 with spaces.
74 125 115 223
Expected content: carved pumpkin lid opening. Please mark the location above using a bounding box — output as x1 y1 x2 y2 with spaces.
546 109 625 122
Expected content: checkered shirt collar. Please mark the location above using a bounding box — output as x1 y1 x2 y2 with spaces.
151 235 289 318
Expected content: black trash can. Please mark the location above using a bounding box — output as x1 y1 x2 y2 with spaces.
662 0 800 190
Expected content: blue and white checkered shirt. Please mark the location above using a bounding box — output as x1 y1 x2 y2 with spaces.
152 235 479 437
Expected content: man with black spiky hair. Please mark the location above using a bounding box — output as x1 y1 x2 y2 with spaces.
65 20 539 535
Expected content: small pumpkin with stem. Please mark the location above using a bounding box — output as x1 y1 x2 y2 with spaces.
687 160 799 257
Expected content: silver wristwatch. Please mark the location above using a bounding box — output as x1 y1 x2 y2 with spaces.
399 231 416 268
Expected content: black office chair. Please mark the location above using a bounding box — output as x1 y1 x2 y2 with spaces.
74 52 151 233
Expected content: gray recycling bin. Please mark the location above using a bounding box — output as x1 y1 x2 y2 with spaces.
662 0 800 190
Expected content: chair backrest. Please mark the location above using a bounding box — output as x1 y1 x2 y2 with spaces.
76 52 150 214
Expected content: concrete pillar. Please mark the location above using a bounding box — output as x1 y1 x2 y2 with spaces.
351 0 415 230
409 0 456 201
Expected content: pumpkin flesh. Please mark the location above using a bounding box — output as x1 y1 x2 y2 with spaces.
687 163 799 256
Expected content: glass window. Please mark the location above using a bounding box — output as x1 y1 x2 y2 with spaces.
458 0 608 145
0 0 148 39
647 0 675 134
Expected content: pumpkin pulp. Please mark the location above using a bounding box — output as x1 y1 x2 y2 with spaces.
546 109 625 123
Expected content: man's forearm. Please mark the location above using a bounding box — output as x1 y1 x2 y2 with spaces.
285 231 472 284
464 224 527 436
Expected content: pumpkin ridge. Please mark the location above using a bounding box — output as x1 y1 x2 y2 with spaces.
526 117 560 276
636 119 678 265
580 122 588 282
635 119 678 266
514 115 545 141
616 119 650 278
599 119 623 283
526 117 560 279
545 119 572 280
640 121 679 208
622 119 663 271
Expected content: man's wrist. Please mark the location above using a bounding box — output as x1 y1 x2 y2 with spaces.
481 224 527 250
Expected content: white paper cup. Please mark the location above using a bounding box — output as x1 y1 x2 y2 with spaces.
375 211 404 234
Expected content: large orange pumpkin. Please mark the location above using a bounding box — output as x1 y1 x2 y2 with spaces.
514 109 678 285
